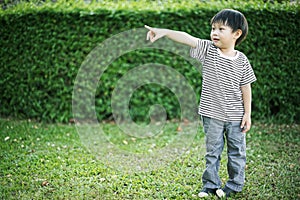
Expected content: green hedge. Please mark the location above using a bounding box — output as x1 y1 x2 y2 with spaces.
0 1 299 123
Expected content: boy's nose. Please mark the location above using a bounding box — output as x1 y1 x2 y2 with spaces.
212 31 218 36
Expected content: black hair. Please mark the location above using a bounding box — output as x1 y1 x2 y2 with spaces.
211 9 248 46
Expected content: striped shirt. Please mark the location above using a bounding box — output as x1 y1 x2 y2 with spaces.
190 39 256 122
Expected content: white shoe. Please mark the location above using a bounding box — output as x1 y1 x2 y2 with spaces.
216 188 226 198
198 191 209 198
198 188 217 198
216 187 237 198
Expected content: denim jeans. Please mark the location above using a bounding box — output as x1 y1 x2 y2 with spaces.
202 116 246 192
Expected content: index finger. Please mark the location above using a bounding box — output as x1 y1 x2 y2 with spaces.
144 25 152 31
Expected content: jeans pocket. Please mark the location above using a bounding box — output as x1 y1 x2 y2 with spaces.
203 117 224 153
227 121 246 153
202 116 211 134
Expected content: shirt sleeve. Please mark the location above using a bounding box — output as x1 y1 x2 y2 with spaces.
240 58 257 86
190 39 212 64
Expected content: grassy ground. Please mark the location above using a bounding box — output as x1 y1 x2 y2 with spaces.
0 118 299 199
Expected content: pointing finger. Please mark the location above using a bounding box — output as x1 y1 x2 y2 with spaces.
144 25 152 31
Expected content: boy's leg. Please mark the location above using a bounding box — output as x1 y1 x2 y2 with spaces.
225 121 246 192
201 116 225 190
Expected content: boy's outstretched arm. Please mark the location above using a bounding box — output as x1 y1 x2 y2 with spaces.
145 25 198 48
241 84 252 133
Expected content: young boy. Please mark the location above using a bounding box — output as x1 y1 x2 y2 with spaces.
145 9 256 198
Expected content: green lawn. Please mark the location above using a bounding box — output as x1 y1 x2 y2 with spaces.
0 119 299 199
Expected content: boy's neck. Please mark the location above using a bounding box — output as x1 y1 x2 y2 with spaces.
219 47 237 57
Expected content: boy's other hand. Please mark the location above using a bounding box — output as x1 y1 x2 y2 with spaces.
145 25 166 43
241 113 251 133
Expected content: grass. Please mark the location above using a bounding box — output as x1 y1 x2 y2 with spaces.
0 118 299 199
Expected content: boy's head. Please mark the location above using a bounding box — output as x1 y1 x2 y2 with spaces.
211 9 248 46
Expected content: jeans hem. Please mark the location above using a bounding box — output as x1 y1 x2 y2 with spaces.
225 182 244 192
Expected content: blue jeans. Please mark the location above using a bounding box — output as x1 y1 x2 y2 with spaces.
202 116 246 192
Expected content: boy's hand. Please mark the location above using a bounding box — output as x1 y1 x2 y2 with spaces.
145 25 166 43
241 113 251 133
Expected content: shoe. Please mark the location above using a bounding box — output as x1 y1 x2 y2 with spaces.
216 186 237 198
198 188 217 198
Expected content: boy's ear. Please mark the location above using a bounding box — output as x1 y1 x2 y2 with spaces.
234 29 242 39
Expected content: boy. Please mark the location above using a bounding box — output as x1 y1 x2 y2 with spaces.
145 9 256 198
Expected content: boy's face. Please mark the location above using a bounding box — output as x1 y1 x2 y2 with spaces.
210 22 239 49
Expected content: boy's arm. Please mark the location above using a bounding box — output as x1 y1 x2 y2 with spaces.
241 83 252 133
145 25 198 48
